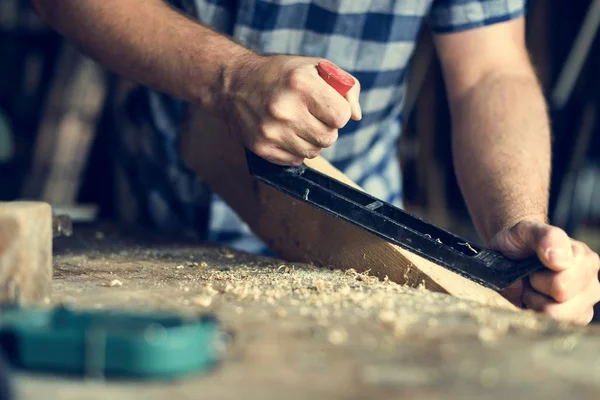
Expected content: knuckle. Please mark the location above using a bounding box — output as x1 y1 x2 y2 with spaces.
331 106 351 128
545 226 570 245
288 69 307 91
305 147 321 159
318 130 338 148
247 139 262 153
583 310 595 325
290 157 304 166
259 124 276 142
267 98 287 120
510 221 534 248
551 278 570 303
252 143 271 158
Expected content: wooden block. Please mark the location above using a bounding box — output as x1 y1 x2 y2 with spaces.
0 201 52 306
179 108 515 310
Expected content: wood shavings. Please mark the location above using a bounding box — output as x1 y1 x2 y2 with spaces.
478 327 500 343
273 309 287 318
338 285 351 295
103 279 122 287
378 309 396 324
176 265 184 269
191 295 212 307
204 285 218 296
552 334 581 351
313 279 332 291
458 242 478 254
327 328 348 345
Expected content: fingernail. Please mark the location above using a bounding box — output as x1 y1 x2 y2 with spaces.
545 247 571 266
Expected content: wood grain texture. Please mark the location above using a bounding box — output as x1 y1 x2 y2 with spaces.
179 107 515 309
0 201 52 305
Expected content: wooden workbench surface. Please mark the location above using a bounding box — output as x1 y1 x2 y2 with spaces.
13 225 600 400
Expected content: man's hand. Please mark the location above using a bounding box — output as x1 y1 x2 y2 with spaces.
488 219 600 325
221 54 362 166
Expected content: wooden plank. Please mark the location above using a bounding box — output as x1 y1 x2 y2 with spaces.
179 107 515 309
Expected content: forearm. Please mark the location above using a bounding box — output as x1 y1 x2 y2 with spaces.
34 0 252 110
450 70 551 244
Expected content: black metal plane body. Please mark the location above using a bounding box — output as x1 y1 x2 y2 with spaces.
246 150 544 291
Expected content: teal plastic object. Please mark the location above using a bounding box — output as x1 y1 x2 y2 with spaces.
0 307 223 379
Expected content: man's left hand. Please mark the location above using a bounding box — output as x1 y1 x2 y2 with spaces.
488 219 600 325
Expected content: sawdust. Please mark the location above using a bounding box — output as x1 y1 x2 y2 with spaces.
103 279 122 287
191 295 212 307
50 237 580 367
327 328 348 345
149 253 564 344
458 242 479 254
273 308 287 318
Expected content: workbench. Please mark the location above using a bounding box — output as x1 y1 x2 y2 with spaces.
12 225 600 400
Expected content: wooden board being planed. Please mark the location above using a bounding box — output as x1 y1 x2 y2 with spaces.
179 107 515 310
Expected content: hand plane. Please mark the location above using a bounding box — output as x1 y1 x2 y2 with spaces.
244 61 544 291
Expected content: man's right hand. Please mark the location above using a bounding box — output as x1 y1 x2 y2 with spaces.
32 2 360 167
221 54 362 166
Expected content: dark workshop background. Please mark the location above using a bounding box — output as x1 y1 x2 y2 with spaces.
0 0 599 251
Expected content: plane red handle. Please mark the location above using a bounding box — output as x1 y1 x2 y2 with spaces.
316 60 355 96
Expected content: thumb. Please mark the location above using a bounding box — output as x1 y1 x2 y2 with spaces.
345 77 362 121
316 60 361 121
514 221 573 272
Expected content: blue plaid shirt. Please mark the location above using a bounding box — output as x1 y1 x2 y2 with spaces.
118 0 525 254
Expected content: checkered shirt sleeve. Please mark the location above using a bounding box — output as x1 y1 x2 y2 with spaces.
429 0 526 33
